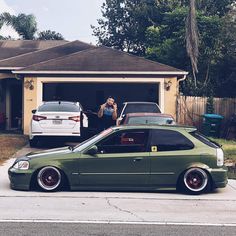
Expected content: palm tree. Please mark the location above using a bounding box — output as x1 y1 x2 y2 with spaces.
185 0 199 87
0 12 37 40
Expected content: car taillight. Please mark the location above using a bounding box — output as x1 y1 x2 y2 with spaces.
216 148 224 167
33 115 47 122
69 116 80 122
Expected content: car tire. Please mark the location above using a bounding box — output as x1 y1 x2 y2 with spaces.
29 138 38 148
37 166 62 192
180 168 211 194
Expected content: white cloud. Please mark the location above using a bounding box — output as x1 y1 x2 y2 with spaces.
0 0 19 38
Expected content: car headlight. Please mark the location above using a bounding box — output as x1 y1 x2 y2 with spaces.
13 160 30 170
216 148 224 167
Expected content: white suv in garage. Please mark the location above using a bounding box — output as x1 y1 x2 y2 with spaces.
29 101 88 147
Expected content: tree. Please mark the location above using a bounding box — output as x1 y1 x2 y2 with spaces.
92 0 158 54
0 12 37 39
37 30 64 40
186 0 199 87
93 0 236 97
0 12 64 40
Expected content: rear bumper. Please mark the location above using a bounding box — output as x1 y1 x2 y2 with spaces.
209 167 228 188
30 120 82 139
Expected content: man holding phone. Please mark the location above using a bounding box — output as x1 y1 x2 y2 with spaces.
98 96 118 130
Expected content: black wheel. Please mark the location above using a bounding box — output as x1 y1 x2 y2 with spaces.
181 168 210 194
37 166 62 191
29 138 38 147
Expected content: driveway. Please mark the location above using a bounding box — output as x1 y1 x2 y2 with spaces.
0 145 236 225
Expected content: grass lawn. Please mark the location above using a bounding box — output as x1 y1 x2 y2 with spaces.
0 134 28 166
210 138 236 163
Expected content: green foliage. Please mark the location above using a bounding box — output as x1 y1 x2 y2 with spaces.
37 30 64 40
0 12 37 39
93 0 236 97
92 0 158 54
206 96 214 113
0 12 64 40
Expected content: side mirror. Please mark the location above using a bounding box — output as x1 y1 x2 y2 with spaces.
86 145 98 155
32 109 37 114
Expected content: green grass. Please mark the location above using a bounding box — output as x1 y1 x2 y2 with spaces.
210 138 236 162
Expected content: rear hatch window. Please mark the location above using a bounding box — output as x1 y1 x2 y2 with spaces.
38 103 81 112
190 131 220 148
124 104 161 114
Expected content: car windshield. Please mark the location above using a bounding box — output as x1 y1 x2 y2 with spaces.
73 128 114 152
123 104 161 114
38 103 81 112
127 116 174 125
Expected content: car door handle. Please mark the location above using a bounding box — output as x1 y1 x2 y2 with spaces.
133 157 143 162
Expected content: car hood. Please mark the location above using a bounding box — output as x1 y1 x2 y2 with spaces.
25 146 73 159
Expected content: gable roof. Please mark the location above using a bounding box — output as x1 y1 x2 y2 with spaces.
0 48 39 60
0 40 94 69
0 40 67 60
0 40 67 49
14 46 187 75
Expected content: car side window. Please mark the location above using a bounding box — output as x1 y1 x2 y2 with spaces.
96 130 149 154
150 130 194 152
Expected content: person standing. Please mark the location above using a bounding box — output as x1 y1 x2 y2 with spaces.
97 96 118 130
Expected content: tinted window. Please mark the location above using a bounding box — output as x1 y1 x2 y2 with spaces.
96 130 149 154
38 103 81 112
190 131 219 148
123 104 161 114
150 130 194 151
127 116 174 125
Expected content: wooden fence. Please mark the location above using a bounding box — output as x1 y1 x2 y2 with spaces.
177 96 236 129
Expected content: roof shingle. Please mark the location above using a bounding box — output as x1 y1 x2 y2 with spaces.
0 40 67 60
0 40 94 68
16 46 186 74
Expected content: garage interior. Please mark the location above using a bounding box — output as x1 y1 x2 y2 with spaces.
43 82 159 113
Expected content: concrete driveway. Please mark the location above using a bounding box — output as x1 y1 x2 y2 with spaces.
0 145 236 225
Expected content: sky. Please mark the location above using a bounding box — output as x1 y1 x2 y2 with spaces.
0 0 105 44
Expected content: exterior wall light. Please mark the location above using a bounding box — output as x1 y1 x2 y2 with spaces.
165 80 172 91
24 79 34 90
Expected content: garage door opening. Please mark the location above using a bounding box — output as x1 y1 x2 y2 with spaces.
43 82 159 112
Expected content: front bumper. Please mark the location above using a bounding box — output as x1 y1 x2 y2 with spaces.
8 168 33 191
209 166 228 188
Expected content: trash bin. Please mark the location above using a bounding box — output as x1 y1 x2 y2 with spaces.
201 113 224 137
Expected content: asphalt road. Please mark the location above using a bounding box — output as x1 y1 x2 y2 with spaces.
0 146 236 235
0 222 236 236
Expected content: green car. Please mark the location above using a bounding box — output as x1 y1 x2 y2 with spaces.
8 125 228 194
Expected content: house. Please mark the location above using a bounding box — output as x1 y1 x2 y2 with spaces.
0 40 188 135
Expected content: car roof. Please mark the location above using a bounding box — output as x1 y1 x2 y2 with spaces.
42 101 80 105
125 113 173 118
113 124 196 133
123 102 158 105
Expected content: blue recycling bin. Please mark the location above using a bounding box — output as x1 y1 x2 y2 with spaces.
202 114 224 137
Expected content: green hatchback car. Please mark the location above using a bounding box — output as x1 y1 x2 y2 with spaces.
8 125 228 194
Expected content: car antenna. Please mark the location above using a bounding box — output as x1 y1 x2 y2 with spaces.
59 101 61 105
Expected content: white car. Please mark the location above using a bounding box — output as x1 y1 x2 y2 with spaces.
29 101 88 147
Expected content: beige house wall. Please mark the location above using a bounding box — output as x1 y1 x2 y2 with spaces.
23 76 178 135
23 77 38 135
163 77 178 119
